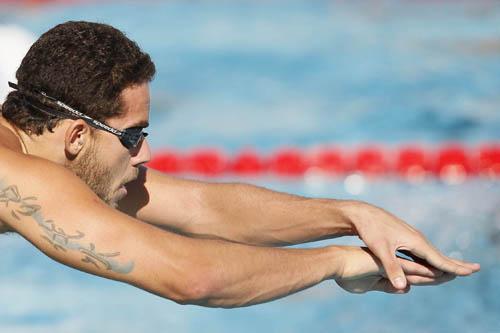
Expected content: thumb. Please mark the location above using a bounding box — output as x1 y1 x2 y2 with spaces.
375 247 407 290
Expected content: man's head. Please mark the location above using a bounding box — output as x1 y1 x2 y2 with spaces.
1 21 156 207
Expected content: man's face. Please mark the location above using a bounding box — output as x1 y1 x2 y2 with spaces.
66 82 151 207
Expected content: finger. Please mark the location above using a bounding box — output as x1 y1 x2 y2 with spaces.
372 278 411 294
438 256 480 271
406 273 456 286
372 246 407 290
448 257 481 272
398 249 478 275
396 257 443 278
409 242 475 276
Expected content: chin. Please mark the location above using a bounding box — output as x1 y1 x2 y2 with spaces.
107 185 128 208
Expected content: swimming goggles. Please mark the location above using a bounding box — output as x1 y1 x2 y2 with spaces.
8 81 148 150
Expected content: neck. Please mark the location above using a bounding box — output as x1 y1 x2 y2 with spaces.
0 116 62 164
0 116 25 153
14 126 29 154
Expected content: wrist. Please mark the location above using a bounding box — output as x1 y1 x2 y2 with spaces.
324 245 348 280
330 199 364 236
329 245 381 280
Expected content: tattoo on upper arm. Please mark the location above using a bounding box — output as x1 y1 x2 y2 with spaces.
0 183 134 274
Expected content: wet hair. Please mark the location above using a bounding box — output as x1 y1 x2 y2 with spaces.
1 21 155 135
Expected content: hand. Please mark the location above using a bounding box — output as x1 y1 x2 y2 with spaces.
334 246 456 294
343 201 480 290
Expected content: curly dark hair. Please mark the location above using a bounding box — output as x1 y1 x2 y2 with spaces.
1 21 156 135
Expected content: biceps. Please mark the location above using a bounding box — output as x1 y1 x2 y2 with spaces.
1 171 174 300
0 155 199 302
118 167 205 230
1 180 133 277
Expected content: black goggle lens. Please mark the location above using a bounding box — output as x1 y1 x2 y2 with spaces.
121 127 148 149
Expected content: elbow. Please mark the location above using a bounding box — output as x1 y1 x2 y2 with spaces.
163 268 219 306
171 281 213 306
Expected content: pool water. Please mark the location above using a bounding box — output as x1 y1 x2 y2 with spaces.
0 1 499 332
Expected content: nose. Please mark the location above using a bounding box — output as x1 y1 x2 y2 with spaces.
130 137 152 166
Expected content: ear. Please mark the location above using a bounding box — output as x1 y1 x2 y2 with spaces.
64 119 92 159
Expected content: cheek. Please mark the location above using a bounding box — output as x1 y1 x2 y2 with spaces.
103 153 131 192
112 153 131 175
95 137 131 180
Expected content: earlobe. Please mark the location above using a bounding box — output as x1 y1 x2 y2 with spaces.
64 120 90 159
65 136 85 159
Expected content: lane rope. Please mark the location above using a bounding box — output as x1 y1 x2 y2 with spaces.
147 143 500 182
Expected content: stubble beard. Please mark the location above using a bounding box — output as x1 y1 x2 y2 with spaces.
65 142 117 207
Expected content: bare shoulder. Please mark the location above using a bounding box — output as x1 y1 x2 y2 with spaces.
0 145 28 234
0 138 91 234
0 144 92 200
0 121 23 153
0 124 22 233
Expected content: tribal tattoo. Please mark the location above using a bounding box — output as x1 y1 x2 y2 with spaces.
0 182 134 274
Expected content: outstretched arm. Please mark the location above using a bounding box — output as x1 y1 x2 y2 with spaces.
119 167 354 245
0 148 352 307
118 167 480 291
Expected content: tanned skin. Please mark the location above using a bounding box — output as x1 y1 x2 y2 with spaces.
0 83 480 307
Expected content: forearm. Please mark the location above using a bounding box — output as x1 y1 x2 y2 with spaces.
1 187 340 309
167 237 342 307
0 159 340 309
119 169 356 246
185 182 356 246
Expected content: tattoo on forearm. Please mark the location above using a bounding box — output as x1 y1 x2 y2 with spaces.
0 183 134 274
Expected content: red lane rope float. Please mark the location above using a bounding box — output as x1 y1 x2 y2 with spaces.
435 145 472 184
478 145 500 177
185 148 228 176
268 148 309 176
229 149 267 175
147 144 500 181
146 149 184 174
396 147 430 182
309 147 346 176
354 146 390 176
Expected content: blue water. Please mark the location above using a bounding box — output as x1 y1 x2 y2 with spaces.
0 1 499 332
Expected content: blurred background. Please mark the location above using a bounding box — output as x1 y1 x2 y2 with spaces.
0 1 499 332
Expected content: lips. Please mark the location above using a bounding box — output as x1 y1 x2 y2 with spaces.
125 170 140 185
121 175 138 188
117 170 140 193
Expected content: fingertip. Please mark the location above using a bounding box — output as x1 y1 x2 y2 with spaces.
396 285 411 294
452 258 481 272
393 276 407 289
464 262 480 271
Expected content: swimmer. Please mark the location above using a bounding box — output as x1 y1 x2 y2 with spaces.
0 21 480 307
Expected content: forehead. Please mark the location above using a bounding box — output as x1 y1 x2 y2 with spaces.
108 82 150 129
